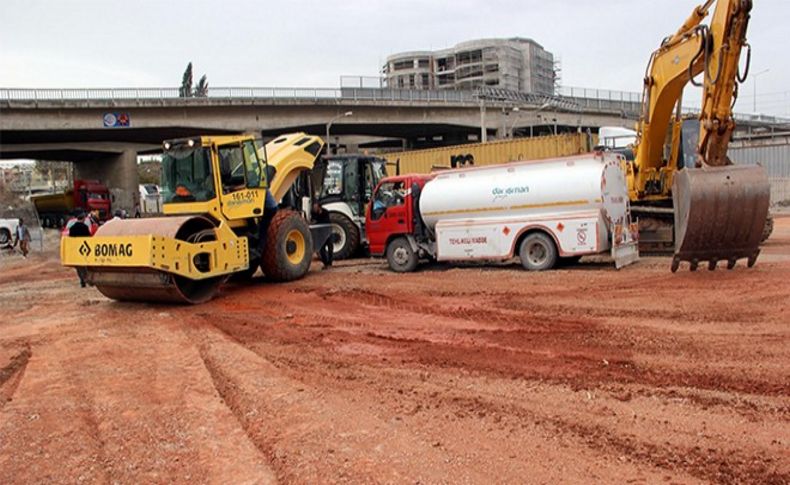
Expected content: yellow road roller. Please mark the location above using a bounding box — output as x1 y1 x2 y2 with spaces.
61 133 324 304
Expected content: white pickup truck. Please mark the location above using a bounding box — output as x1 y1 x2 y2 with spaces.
0 218 20 248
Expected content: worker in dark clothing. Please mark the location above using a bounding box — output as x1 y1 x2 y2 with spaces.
68 212 92 287
312 202 333 268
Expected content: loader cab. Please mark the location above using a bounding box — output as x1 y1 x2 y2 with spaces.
318 155 390 217
161 136 269 221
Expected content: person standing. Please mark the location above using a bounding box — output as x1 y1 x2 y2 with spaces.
312 202 333 269
13 218 31 258
68 212 92 287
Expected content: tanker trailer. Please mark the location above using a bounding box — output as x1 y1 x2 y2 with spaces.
365 152 639 272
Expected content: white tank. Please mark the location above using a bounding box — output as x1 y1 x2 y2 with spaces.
419 153 623 229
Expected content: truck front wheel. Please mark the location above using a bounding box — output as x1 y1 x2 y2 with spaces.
386 237 418 273
519 232 557 271
329 212 360 260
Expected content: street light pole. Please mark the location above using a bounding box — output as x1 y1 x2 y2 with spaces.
479 99 487 143
326 111 353 155
753 69 769 113
507 107 521 138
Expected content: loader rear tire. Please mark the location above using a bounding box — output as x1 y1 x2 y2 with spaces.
261 210 313 282
329 212 360 260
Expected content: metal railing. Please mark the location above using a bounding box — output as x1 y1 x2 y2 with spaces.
0 85 641 111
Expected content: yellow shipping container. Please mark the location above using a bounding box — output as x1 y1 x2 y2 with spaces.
383 133 596 174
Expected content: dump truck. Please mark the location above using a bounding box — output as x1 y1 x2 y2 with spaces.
33 179 112 227
367 152 639 272
61 133 324 304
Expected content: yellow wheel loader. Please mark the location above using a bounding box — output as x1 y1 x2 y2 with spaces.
61 133 324 304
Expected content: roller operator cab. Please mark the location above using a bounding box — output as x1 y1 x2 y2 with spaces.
366 153 640 273
61 133 324 304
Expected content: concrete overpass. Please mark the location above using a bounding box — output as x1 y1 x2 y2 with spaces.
2 85 787 211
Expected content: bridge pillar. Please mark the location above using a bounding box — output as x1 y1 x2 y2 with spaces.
75 149 139 215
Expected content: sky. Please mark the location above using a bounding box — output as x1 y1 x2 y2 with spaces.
1 0 788 116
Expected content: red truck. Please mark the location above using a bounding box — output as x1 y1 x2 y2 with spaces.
32 179 112 228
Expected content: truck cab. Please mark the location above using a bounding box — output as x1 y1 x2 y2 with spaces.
365 174 434 260
73 179 111 220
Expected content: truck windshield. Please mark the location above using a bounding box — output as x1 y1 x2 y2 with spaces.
161 146 216 203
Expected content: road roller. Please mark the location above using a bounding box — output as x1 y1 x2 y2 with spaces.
61 133 324 304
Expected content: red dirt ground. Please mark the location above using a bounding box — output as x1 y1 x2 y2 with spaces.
1 217 789 484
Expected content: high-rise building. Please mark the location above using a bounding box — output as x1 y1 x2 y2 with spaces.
382 38 555 95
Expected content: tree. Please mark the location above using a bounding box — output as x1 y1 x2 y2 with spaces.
179 62 193 98
194 75 209 97
179 62 209 97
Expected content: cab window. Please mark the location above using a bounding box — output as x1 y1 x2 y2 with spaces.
218 144 246 194
371 181 406 220
242 140 263 188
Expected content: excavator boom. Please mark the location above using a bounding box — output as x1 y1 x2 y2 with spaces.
633 0 770 271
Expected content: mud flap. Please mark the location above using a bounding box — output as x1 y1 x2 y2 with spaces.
671 165 770 272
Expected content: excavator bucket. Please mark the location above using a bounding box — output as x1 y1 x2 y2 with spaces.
671 164 770 272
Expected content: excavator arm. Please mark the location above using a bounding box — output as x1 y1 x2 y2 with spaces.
632 0 770 271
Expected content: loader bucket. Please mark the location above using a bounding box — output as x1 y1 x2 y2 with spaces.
671 164 770 272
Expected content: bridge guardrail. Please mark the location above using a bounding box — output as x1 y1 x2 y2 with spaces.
0 85 641 112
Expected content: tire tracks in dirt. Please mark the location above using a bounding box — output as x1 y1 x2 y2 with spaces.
247 344 788 484
189 319 491 484
0 344 31 408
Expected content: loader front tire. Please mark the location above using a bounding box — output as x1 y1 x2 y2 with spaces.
261 210 313 282
329 212 360 260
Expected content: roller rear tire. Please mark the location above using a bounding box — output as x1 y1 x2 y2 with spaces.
261 210 313 282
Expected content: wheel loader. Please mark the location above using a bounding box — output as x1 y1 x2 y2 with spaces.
61 133 325 304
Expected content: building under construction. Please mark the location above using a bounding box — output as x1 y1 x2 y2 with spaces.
382 37 555 95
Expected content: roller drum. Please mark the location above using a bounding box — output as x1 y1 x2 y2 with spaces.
85 216 226 304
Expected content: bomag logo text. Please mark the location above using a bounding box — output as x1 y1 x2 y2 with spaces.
94 243 133 257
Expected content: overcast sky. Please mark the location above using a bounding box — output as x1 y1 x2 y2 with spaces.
1 0 788 116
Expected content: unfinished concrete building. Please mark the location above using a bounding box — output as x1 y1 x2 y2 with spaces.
383 38 555 95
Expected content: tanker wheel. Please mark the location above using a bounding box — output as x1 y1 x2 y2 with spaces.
519 233 557 271
329 212 359 260
260 210 313 282
386 237 418 273
761 215 774 243
0 228 10 247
